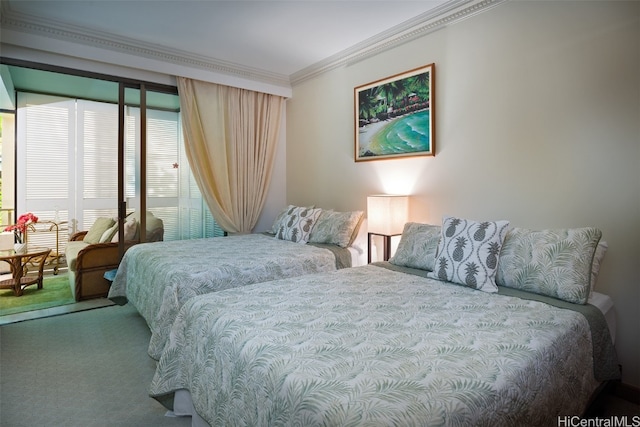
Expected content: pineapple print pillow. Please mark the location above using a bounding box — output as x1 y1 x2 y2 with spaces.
275 206 322 244
270 205 314 234
427 216 510 293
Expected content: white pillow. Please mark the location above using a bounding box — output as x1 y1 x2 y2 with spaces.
590 240 608 298
309 210 364 248
99 223 119 243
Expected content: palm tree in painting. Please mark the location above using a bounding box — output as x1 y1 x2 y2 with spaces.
385 80 406 116
358 88 376 125
411 72 430 98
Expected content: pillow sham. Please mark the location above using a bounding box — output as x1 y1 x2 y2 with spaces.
275 206 322 244
309 210 364 248
495 226 602 304
427 216 510 293
389 222 441 271
590 240 608 298
83 217 116 244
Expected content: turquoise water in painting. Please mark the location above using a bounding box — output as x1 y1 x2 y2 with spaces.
370 110 431 155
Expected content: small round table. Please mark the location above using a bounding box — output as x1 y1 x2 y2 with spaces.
0 248 52 296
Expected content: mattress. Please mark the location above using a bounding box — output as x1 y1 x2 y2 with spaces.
589 291 617 344
151 264 619 427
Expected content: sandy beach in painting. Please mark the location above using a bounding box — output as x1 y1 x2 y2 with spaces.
357 118 396 156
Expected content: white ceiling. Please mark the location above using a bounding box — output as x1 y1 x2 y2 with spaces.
1 0 500 88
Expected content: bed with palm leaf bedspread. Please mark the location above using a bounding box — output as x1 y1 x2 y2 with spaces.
108 207 365 360
149 219 620 427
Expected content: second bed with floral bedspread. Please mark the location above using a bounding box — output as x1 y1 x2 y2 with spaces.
108 233 352 359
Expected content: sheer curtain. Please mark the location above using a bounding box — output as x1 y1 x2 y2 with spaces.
177 77 284 234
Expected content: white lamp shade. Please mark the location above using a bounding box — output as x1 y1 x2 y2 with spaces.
367 195 409 235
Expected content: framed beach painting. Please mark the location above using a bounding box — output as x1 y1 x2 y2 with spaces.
355 63 435 161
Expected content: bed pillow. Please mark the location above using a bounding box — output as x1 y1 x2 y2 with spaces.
269 205 315 234
270 205 294 234
495 227 602 304
83 217 116 244
309 210 364 247
275 206 322 244
389 222 441 271
427 216 510 293
590 240 608 298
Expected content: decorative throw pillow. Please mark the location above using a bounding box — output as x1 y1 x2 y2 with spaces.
309 210 364 248
111 218 138 242
270 205 314 234
275 207 322 243
84 217 116 244
495 227 602 304
427 216 510 293
389 222 441 271
99 222 119 243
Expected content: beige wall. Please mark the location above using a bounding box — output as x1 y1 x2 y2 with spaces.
287 1 640 387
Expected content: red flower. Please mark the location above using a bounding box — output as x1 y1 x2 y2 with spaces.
4 212 38 243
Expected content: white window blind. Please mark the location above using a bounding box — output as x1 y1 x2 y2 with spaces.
17 91 220 242
16 93 73 254
78 100 119 228
20 94 72 202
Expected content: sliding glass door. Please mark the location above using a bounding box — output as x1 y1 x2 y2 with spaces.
13 69 221 253
122 86 221 241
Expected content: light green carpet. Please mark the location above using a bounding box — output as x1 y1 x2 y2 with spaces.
0 273 74 316
0 304 193 426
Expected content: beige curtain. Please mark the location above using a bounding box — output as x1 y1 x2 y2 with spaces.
177 77 285 234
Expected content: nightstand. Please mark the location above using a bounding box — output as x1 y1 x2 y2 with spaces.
368 232 402 263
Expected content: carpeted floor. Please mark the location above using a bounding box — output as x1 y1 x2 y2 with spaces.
0 273 74 316
0 304 191 427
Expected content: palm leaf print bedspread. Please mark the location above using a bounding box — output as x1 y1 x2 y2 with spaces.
108 234 343 359
150 264 612 426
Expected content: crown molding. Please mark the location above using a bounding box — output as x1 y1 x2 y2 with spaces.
290 0 506 85
0 2 292 88
1 0 505 89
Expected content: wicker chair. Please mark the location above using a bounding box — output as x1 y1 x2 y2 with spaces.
64 211 163 301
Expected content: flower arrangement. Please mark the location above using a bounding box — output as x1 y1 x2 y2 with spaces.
4 212 39 244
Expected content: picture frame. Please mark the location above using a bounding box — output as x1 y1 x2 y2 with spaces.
354 63 435 161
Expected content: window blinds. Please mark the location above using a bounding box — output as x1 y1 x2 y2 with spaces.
16 92 219 240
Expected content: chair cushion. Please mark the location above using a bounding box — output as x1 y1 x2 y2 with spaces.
64 240 90 272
